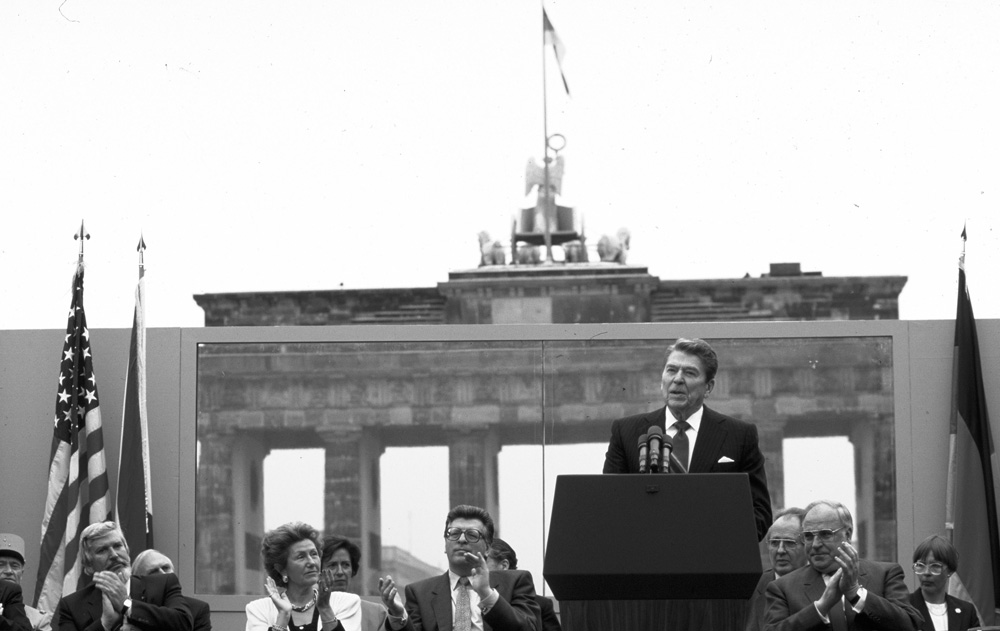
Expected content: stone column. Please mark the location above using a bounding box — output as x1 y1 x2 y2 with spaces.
849 420 876 558
447 428 500 521
318 427 386 596
195 428 237 594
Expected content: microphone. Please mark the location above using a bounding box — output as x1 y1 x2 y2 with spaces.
647 426 663 473
661 434 674 473
637 434 648 473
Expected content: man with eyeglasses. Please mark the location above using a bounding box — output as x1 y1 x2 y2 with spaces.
763 500 922 631
377 504 540 631
744 509 808 631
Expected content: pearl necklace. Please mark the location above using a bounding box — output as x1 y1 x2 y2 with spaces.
290 597 316 613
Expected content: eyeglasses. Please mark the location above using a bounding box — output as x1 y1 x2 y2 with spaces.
444 528 485 543
913 562 946 576
802 526 846 544
767 538 801 550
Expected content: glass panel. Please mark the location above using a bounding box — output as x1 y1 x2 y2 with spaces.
542 336 896 563
195 341 545 595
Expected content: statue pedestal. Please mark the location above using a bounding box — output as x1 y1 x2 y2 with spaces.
438 264 659 324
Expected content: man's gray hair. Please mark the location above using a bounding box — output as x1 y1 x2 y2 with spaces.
79 521 128 574
803 500 854 537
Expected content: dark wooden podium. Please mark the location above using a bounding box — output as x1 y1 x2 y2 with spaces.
543 474 763 630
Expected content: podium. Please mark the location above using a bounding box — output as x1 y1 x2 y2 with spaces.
544 474 762 601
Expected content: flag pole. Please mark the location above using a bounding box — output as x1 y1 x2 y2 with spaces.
944 225 966 538
74 220 89 266
541 4 554 263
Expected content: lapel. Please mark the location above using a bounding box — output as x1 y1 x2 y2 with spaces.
946 595 965 631
82 584 103 627
431 573 452 631
130 576 145 602
689 406 725 472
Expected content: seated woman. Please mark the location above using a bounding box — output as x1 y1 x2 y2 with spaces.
247 522 345 631
320 536 388 631
908 534 980 631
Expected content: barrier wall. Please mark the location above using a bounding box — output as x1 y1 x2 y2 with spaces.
1 320 998 630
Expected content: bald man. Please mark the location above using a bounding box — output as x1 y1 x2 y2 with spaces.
132 550 211 631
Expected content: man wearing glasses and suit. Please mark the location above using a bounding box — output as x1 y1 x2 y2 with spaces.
377 504 540 631
764 500 923 631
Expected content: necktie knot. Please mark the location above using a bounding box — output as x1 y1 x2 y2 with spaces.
673 420 691 432
458 577 470 587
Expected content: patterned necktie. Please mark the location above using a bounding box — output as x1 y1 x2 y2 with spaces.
455 576 472 631
672 420 690 471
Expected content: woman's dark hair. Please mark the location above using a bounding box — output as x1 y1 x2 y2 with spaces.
260 521 321 584
321 535 362 577
912 534 959 572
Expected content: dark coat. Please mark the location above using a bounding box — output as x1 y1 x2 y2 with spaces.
0 582 31 631
908 590 979 631
55 573 192 631
603 404 773 540
389 570 540 631
764 560 922 631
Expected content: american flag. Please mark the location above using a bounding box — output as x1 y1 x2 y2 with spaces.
34 264 111 612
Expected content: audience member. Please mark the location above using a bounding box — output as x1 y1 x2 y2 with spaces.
245 522 344 631
0 534 50 631
603 337 772 540
54 522 191 631
132 549 211 631
319 536 387 631
744 509 807 631
763 500 922 631
487 538 561 631
908 535 980 631
377 504 540 631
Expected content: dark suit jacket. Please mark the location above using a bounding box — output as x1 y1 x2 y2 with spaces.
185 596 210 631
392 569 540 631
745 569 777 631
534 596 560 631
764 560 922 631
908 590 979 631
603 404 773 540
55 573 192 631
1 582 31 631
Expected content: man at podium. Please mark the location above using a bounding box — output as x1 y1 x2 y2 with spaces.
603 337 773 540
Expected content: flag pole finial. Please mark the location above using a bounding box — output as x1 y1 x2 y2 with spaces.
137 234 147 269
74 220 90 264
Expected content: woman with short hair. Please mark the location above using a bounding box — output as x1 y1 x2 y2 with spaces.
908 534 980 631
246 522 344 631
320 536 388 631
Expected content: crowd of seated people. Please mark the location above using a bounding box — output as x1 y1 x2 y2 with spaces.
0 500 986 631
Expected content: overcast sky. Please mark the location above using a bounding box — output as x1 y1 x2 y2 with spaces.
2 0 999 331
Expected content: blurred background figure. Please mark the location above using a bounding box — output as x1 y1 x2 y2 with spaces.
0 534 50 631
246 522 344 631
744 508 808 631
908 535 980 631
487 537 562 631
132 549 212 631
320 536 387 631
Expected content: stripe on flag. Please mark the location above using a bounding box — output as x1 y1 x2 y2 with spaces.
543 8 570 96
116 263 154 556
34 264 112 612
946 228 1000 625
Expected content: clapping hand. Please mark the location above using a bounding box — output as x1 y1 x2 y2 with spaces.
265 576 293 615
93 571 129 631
378 576 405 617
464 552 492 598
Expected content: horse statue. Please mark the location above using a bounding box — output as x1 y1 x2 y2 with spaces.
597 228 631 264
478 231 507 266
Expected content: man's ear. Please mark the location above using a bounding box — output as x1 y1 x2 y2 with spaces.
501 560 510 571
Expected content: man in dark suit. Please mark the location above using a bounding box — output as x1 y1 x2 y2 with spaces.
1 580 31 631
54 522 192 631
132 550 210 631
378 505 539 631
745 508 808 631
764 501 922 631
603 338 773 541
486 538 561 631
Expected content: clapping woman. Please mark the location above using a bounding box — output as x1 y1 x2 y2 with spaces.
908 534 980 631
246 522 345 631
